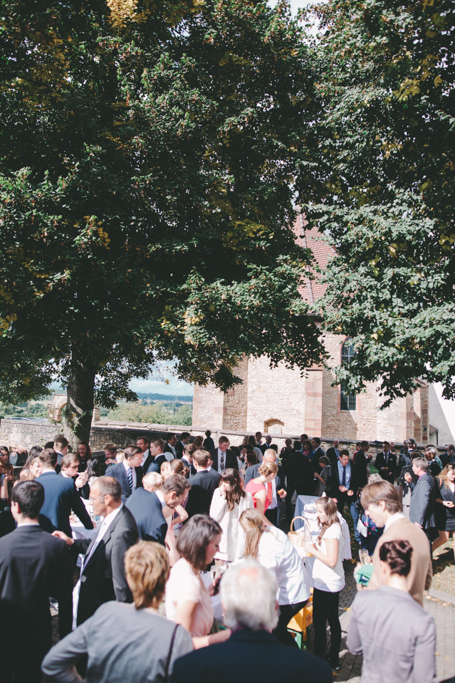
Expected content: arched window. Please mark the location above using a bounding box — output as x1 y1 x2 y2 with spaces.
264 418 284 435
340 339 356 411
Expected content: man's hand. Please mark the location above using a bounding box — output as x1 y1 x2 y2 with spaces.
52 530 74 547
347 490 354 497
404 472 413 484
278 488 286 499
339 485 347 493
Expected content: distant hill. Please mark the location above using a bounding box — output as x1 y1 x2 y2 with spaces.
136 392 193 402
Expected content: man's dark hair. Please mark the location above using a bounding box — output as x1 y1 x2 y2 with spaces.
137 435 149 445
54 435 69 450
312 437 321 446
124 445 142 461
205 430 211 437
11 481 45 519
162 474 190 497
360 441 369 449
340 449 350 458
300 434 308 440
39 448 57 468
383 441 390 447
293 440 301 450
30 446 43 459
152 438 165 452
181 432 190 440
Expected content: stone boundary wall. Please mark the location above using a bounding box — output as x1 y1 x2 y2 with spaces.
0 418 446 457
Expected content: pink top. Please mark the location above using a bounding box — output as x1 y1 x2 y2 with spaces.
245 479 271 512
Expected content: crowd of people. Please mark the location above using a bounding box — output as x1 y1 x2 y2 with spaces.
0 429 452 682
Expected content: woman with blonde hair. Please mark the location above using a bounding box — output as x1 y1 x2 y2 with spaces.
210 468 253 563
303 497 345 670
433 463 455 554
244 460 278 526
42 542 193 682
239 508 310 647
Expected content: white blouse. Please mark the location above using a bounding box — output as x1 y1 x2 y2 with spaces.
209 489 254 562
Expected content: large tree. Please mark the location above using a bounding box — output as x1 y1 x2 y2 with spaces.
0 0 323 443
300 0 455 405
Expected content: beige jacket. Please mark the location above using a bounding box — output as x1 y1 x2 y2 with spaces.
369 517 432 606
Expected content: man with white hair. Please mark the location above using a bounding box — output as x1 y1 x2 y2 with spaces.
244 449 285 525
171 560 331 682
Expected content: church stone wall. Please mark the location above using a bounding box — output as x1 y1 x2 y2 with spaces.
222 358 249 431
245 356 307 434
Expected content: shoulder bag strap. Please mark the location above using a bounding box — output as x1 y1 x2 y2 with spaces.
165 624 179 682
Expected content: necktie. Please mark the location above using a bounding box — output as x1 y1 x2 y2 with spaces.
342 466 346 487
220 453 225 472
127 466 133 492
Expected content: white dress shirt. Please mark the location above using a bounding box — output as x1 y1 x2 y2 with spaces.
155 490 167 510
123 459 137 491
72 504 123 629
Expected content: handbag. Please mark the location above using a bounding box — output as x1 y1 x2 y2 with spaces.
288 516 306 548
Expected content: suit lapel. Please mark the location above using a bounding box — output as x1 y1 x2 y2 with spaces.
83 508 124 571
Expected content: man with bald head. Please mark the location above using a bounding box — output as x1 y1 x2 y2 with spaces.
245 449 286 525
53 476 139 626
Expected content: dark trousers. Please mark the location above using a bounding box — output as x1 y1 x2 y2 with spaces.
265 507 279 526
336 497 361 543
286 483 308 521
273 600 308 648
313 588 341 661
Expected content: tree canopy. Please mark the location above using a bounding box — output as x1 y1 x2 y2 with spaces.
301 0 455 405
0 0 323 441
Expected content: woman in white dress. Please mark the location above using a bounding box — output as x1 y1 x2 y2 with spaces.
303 496 345 671
239 508 311 647
209 468 253 563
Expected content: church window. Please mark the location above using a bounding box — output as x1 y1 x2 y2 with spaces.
340 340 356 411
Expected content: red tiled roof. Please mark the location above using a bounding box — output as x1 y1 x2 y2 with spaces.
293 214 335 303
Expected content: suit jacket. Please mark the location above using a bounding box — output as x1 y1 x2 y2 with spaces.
164 443 178 458
143 453 167 475
181 456 196 478
36 470 93 537
375 451 397 483
327 460 361 502
326 446 339 467
369 516 432 606
353 450 370 488
347 585 436 683
106 461 143 503
73 506 139 626
171 628 332 683
186 469 220 517
125 488 167 545
210 448 239 472
175 441 185 459
410 473 436 529
0 525 72 662
286 451 313 494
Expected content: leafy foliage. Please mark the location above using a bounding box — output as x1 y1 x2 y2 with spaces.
106 401 192 425
0 0 324 438
300 0 455 404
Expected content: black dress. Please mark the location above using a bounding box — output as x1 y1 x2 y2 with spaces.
435 481 455 531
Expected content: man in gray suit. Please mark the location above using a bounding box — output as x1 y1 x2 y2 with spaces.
406 457 437 542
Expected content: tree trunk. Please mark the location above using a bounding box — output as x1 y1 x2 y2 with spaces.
62 350 96 449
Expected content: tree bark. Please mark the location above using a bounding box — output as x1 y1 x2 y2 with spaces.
62 349 96 449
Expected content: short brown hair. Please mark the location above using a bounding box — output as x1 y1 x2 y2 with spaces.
39 448 57 468
104 442 116 454
218 436 229 445
258 461 278 477
193 449 210 468
54 436 69 450
61 453 80 469
137 435 149 445
162 473 189 497
151 438 165 452
176 514 221 571
361 480 402 514
124 541 169 609
124 445 142 461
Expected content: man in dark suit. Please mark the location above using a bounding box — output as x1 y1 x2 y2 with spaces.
143 438 169 474
245 450 285 526
171 559 332 683
210 436 239 473
176 432 191 459
375 441 398 484
285 446 313 521
0 480 72 683
106 445 143 503
407 457 437 542
36 448 93 537
53 476 139 627
136 434 150 468
310 437 325 464
353 440 371 488
126 473 188 544
164 433 178 458
327 450 362 542
186 450 220 517
181 446 197 477
326 439 340 467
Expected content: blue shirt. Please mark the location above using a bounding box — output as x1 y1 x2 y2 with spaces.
337 460 352 489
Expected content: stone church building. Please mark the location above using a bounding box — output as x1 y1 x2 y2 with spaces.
193 219 453 446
